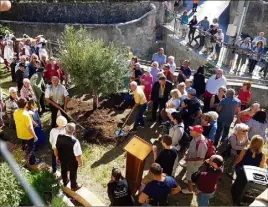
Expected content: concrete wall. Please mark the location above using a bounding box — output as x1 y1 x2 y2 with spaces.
0 2 157 58
230 0 268 39
0 2 150 24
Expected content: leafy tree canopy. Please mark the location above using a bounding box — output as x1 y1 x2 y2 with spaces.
58 26 129 96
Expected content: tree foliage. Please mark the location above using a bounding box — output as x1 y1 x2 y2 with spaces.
58 26 129 97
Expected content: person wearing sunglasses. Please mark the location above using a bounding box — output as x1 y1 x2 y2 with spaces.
28 54 39 79
224 123 249 178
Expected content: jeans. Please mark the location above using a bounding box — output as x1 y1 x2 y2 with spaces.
22 138 36 165
134 103 147 127
197 192 214 206
214 121 231 146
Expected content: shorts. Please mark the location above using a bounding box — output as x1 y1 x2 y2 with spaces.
181 24 188 30
215 44 221 53
186 161 203 181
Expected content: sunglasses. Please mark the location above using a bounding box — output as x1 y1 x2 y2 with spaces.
33 58 37 60
241 130 248 132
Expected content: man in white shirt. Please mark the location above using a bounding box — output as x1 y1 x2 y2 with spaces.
203 69 227 112
54 123 83 191
252 32 266 47
45 76 69 127
209 29 224 61
234 37 252 72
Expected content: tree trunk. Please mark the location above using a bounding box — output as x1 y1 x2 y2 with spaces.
93 93 99 111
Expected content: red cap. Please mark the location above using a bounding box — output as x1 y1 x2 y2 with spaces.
189 125 203 134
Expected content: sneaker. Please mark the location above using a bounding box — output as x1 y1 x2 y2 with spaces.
181 188 193 194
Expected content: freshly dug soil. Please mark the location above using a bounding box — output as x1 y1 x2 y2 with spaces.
67 93 133 145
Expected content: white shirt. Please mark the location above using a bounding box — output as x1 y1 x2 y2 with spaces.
4 46 14 63
72 136 82 156
206 74 227 94
169 123 184 151
49 127 66 149
38 48 48 59
23 45 31 57
252 36 266 46
4 34 15 41
168 62 176 74
214 32 224 42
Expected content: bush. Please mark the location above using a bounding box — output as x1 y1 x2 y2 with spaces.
51 195 68 207
21 170 60 205
0 24 13 36
0 162 27 206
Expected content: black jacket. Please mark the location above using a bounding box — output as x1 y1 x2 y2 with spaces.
151 80 173 102
193 72 206 96
56 134 78 164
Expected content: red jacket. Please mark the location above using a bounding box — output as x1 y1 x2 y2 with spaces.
44 63 64 82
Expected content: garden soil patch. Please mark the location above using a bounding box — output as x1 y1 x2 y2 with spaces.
67 93 133 145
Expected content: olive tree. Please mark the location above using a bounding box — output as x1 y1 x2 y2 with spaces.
58 26 129 109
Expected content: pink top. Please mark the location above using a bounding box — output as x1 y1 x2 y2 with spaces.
140 74 153 91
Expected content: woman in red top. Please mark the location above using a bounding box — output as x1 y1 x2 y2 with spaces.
237 81 251 110
44 57 64 84
236 102 260 124
162 64 174 83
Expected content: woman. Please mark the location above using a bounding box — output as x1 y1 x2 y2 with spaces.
28 54 39 79
140 68 153 101
225 123 249 177
167 56 176 74
5 87 18 128
150 61 160 84
128 57 138 72
180 11 189 38
107 168 134 206
44 57 64 84
247 110 268 142
236 102 260 124
20 78 36 101
162 64 174 82
27 99 45 146
248 40 264 74
0 87 4 128
177 82 187 102
3 40 15 71
209 86 227 111
160 89 181 121
188 15 198 45
49 116 67 174
237 81 251 110
169 111 184 156
206 111 218 142
40 54 48 68
233 135 266 175
192 65 205 98
30 40 37 55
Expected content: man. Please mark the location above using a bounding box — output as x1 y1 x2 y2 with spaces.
234 37 252 72
214 89 241 147
178 60 191 83
192 155 223 206
54 123 83 191
138 163 180 206
209 29 224 61
45 76 69 128
16 63 25 93
152 48 166 67
203 68 227 112
15 55 30 78
13 98 38 165
182 125 207 194
180 88 202 132
252 32 266 47
194 17 210 48
30 66 46 114
130 81 147 131
192 0 198 12
151 76 173 123
152 135 178 176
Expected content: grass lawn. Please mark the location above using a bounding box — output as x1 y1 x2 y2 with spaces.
1 68 267 206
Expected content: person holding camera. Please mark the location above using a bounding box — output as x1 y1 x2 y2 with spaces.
191 155 223 206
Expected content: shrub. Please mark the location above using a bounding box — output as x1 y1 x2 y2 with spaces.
51 195 68 207
0 162 27 206
21 170 60 205
0 24 13 36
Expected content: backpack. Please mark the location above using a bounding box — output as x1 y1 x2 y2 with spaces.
196 138 215 159
178 126 192 149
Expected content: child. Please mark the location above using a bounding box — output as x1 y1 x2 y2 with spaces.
140 68 153 101
27 98 45 146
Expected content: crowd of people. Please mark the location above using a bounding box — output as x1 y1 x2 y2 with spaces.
0 7 267 206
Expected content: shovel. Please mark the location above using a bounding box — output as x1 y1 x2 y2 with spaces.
115 107 135 136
